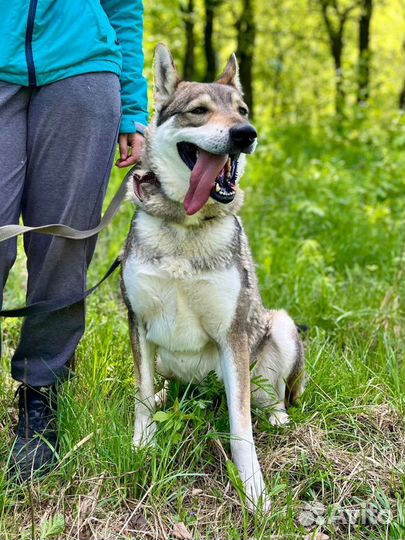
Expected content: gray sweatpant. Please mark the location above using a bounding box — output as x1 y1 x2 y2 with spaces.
0 73 121 386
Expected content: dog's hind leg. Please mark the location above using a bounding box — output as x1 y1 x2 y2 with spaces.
220 330 271 513
154 379 168 408
252 363 289 426
129 313 157 447
252 310 305 426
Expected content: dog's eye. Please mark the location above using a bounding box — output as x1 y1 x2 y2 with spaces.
190 106 209 115
239 106 249 116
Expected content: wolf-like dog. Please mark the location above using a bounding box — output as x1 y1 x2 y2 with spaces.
121 44 305 511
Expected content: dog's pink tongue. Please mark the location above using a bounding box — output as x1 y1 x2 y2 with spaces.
184 150 228 215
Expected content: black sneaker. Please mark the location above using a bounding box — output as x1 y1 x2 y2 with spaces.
9 384 58 482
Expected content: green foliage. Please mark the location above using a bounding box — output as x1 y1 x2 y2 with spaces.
1 3 404 534
39 515 65 539
1 110 404 538
143 0 405 120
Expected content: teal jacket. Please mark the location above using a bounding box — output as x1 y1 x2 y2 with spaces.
0 0 148 133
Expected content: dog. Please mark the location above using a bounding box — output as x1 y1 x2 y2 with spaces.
121 44 305 511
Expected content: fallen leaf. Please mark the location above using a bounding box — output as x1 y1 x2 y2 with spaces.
304 533 330 540
172 521 193 540
129 512 149 532
78 524 92 540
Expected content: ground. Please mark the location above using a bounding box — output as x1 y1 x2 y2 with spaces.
1 114 404 539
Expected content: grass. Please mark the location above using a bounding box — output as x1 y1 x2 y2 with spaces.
0 113 404 539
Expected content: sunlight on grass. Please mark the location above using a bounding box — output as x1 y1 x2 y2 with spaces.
1 115 404 539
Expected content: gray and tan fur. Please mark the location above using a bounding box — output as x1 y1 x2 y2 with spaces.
121 44 305 512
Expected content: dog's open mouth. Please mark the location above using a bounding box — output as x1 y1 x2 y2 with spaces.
177 142 238 215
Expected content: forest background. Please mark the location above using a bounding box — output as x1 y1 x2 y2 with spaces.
1 1 405 539
143 0 405 122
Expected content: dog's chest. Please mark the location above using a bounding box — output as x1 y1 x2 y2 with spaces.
123 253 241 353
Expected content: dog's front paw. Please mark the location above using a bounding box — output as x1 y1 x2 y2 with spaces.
253 493 272 514
243 473 272 514
262 493 272 513
133 417 157 448
245 483 272 514
269 409 289 426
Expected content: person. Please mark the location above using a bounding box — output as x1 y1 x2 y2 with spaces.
0 0 148 479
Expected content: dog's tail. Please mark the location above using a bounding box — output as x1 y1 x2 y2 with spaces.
285 333 306 407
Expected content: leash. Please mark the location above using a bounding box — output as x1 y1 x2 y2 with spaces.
0 169 131 243
0 169 134 318
0 257 121 318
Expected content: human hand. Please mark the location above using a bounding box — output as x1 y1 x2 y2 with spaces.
116 133 144 168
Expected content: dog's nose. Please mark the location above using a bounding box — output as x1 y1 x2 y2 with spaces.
229 124 257 150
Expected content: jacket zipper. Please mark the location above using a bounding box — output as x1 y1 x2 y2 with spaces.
25 0 38 86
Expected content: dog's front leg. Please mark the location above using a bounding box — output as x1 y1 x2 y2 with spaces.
130 317 157 447
220 333 271 512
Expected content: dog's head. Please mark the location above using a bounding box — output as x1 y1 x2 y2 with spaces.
144 44 257 217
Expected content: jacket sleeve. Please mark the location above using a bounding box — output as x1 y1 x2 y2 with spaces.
101 0 149 133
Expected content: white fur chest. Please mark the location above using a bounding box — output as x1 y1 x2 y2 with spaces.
123 253 241 354
122 211 242 382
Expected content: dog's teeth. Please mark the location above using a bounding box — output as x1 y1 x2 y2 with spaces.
215 183 220 192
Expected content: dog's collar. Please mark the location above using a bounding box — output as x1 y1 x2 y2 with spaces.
132 169 231 223
133 170 161 202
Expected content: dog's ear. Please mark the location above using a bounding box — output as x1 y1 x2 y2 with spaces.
216 54 242 93
154 43 180 103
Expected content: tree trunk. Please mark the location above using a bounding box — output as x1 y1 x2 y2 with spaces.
204 0 218 81
357 0 373 103
400 40 405 110
271 51 284 119
400 81 405 110
319 1 354 117
236 0 256 116
181 0 196 80
332 40 345 117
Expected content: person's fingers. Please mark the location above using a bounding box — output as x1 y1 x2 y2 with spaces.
116 134 145 168
119 154 138 167
116 134 129 167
